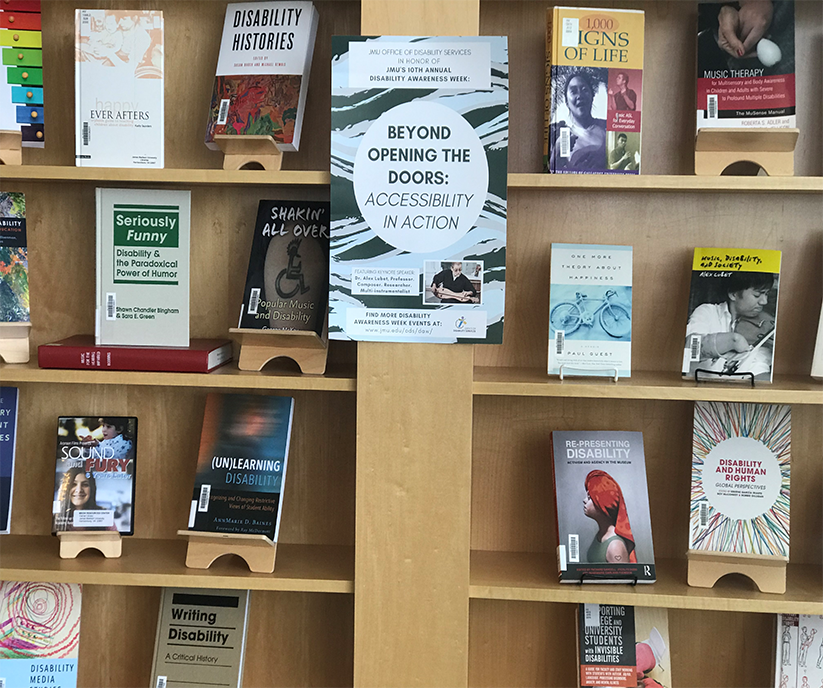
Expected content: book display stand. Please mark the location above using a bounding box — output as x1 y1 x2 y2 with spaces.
229 322 328 374
694 369 756 387
214 134 283 171
687 549 788 594
0 129 23 165
694 128 799 176
177 530 277 574
558 364 619 382
57 531 122 559
0 321 31 363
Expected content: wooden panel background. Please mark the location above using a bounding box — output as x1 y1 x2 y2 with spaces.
76 586 353 687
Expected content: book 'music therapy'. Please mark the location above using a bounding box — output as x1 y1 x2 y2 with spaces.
551 430 655 584
545 7 645 174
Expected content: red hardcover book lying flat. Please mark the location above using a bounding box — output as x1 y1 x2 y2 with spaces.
38 335 233 373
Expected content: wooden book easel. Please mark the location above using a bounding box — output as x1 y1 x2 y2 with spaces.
214 134 282 171
0 322 31 363
230 316 329 374
695 127 799 176
57 531 122 559
178 530 277 573
687 549 788 594
0 130 23 165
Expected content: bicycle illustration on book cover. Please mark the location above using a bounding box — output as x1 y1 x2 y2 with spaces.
549 285 632 341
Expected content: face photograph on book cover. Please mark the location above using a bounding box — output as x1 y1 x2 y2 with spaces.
424 260 483 306
554 432 654 567
607 132 640 172
697 0 795 76
76 11 163 79
549 66 608 172
53 416 136 534
684 271 778 380
549 285 631 342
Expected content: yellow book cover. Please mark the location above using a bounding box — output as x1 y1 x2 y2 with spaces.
682 248 782 381
544 7 644 174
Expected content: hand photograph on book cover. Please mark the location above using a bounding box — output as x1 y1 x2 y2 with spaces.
684 271 778 380
549 66 608 173
424 260 482 305
607 132 640 172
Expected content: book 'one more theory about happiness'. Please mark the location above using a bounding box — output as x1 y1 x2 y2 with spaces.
549 244 632 377
0 582 82 688
577 604 670 688
96 188 190 347
189 394 294 542
237 200 329 335
75 9 164 168
690 401 790 557
0 192 29 324
150 588 250 688
682 248 781 383
52 416 137 535
544 7 645 174
551 431 655 584
205 1 319 151
697 0 795 132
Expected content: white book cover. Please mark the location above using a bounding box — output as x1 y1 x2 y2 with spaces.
205 1 319 152
75 9 164 168
812 302 823 379
775 614 823 688
549 244 632 377
96 188 190 347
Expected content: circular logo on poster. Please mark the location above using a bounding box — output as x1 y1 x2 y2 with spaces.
702 436 781 521
353 101 488 253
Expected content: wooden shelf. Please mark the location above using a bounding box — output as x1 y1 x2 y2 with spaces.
473 367 823 404
508 173 823 193
470 550 823 614
0 361 356 392
0 165 330 186
0 536 353 593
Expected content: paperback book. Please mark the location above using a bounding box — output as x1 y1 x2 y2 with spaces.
330 35 508 344
812 303 823 379
682 248 781 382
544 7 645 174
0 0 45 146
96 188 190 347
237 200 329 335
39 335 232 373
697 0 795 132
205 1 319 151
0 386 18 534
75 9 164 167
0 192 29 323
551 431 655 584
578 604 670 688
690 402 790 557
189 394 293 540
775 614 823 688
150 588 250 688
0 581 82 688
52 416 137 535
548 244 632 377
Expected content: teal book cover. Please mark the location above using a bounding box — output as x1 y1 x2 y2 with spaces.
330 35 508 344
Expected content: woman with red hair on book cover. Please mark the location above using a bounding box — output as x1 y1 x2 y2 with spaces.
583 469 636 564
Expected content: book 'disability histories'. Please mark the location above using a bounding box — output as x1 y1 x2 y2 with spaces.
205 1 319 151
549 244 632 377
578 604 671 688
551 431 655 584
75 10 164 168
682 248 781 382
690 402 790 557
52 416 137 535
189 394 294 541
330 35 508 344
0 192 29 324
545 7 644 174
96 188 190 347
238 200 329 335
0 582 82 688
151 588 250 688
697 0 795 131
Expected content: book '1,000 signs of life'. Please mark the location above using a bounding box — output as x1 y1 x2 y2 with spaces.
545 7 645 174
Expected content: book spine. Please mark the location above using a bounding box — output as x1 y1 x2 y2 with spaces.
543 8 553 172
74 10 83 166
38 345 215 373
